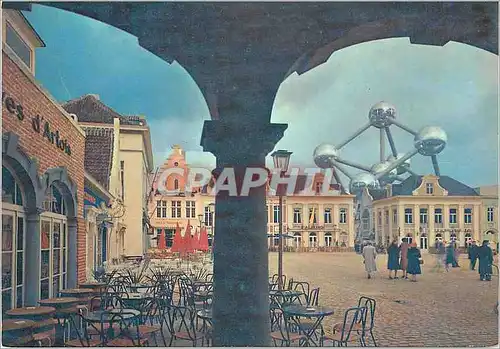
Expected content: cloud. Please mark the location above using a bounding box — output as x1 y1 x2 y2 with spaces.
270 38 498 187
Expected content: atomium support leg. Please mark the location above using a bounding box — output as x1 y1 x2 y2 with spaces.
389 119 417 136
380 128 385 162
331 168 349 194
330 161 353 180
431 155 441 176
336 121 371 149
374 149 418 180
384 127 398 157
334 157 372 172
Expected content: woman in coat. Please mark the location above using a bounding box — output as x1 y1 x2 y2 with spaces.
478 240 493 281
407 242 422 282
445 241 455 271
387 240 400 279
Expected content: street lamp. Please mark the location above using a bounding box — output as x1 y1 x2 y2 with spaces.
271 149 293 290
198 213 204 230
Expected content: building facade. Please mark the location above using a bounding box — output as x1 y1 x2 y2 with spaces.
363 175 486 252
2 9 86 310
475 185 498 250
148 146 356 250
63 94 154 259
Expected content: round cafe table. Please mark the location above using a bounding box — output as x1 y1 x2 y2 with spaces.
283 304 334 347
1 319 35 346
79 282 107 290
59 288 95 304
38 298 81 346
6 306 57 343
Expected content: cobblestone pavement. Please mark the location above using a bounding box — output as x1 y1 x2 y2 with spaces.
269 252 499 347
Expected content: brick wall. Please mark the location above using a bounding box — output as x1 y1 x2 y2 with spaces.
2 51 87 283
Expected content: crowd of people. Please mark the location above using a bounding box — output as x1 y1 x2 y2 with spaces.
361 238 495 282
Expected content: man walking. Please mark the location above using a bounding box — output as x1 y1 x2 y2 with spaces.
362 241 377 279
468 240 478 270
478 240 494 281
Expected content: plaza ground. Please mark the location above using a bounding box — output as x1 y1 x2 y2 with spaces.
269 252 499 347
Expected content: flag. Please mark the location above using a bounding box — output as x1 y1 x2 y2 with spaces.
192 229 200 251
199 227 210 252
309 206 316 225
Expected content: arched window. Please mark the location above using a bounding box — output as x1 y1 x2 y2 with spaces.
465 233 472 247
309 232 317 247
324 233 332 247
435 233 443 242
40 184 68 300
174 179 179 190
2 165 26 311
294 233 301 248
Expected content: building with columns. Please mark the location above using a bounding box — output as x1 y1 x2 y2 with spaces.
362 174 484 252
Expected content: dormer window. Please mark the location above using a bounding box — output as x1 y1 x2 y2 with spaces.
425 183 434 194
5 22 32 69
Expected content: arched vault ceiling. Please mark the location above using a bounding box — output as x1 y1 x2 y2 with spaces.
11 2 498 121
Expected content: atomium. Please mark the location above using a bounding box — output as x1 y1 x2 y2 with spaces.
313 101 447 195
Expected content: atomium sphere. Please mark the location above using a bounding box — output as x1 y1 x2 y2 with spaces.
414 126 447 156
386 153 411 175
368 101 396 128
313 143 339 169
349 172 379 195
370 161 398 182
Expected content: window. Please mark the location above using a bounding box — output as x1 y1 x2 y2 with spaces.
293 208 302 224
487 207 494 222
204 206 214 227
425 183 434 194
309 233 318 247
174 179 179 190
156 201 167 218
464 208 472 224
324 208 332 224
2 167 25 312
324 233 332 247
449 208 457 224
171 201 181 218
420 208 428 224
377 212 382 226
273 205 280 224
309 208 317 224
120 161 125 200
42 185 67 215
362 218 369 231
6 22 32 69
404 208 413 224
392 209 397 224
2 166 23 205
40 188 68 300
186 201 196 218
434 208 443 224
384 211 389 225
339 208 347 224
156 228 162 247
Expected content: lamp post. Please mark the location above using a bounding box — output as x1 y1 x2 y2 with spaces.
271 149 292 290
198 214 204 230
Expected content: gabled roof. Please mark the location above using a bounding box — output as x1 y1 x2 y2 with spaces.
62 94 147 126
373 175 479 200
83 128 114 190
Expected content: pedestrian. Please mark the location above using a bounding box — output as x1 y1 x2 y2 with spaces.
468 240 478 270
452 240 460 268
407 241 422 282
477 240 494 281
399 238 409 279
362 241 377 279
387 239 400 279
445 241 455 271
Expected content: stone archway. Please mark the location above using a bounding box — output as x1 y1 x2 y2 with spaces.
42 167 78 289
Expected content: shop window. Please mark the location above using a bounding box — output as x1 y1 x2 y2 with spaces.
2 166 25 312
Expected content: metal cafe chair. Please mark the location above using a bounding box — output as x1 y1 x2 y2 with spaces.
322 306 368 347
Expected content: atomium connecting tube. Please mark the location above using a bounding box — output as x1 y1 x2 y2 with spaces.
325 158 351 194
384 127 398 157
334 157 372 172
336 121 372 149
388 119 417 136
431 155 440 176
374 148 419 180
